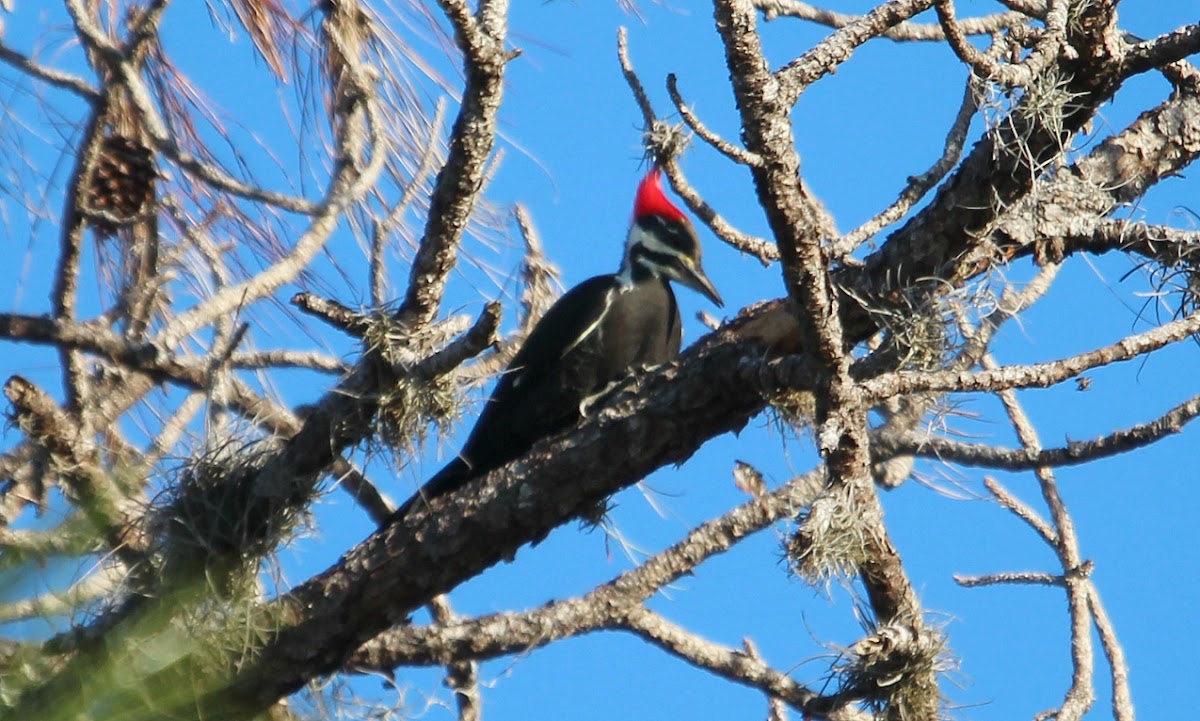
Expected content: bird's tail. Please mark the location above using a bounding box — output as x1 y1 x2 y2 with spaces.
389 457 473 522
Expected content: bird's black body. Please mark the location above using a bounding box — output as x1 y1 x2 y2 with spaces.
393 170 720 519
408 272 682 509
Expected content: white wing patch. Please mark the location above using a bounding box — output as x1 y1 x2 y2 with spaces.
561 286 613 357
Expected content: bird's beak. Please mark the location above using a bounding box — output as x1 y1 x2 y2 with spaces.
678 259 724 307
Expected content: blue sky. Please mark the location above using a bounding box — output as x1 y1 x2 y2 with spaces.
3 2 1199 720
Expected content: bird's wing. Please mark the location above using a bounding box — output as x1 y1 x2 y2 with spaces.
454 275 617 467
495 275 616 395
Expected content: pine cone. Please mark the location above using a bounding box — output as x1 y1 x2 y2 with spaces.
87 134 155 235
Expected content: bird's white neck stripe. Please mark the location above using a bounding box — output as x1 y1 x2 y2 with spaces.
620 222 686 288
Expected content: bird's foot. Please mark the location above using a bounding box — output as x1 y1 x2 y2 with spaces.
578 370 648 417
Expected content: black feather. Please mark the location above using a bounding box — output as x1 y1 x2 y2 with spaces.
393 272 681 519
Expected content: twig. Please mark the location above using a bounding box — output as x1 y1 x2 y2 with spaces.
48 50 112 415
741 637 792 721
145 392 206 468
775 0 937 104
830 75 979 259
616 27 656 138
458 204 562 381
875 392 1200 471
863 312 1200 400
0 43 100 100
371 98 450 307
4 377 145 569
988 358 1096 720
953 570 1063 588
291 292 372 337
1086 585 1134 721
427 597 481 721
755 1 1028 42
0 522 96 564
230 350 347 373
620 606 871 721
334 459 395 526
1121 23 1200 79
618 29 779 264
410 302 501 379
398 0 512 327
933 0 1070 87
661 163 780 265
983 476 1056 545
512 203 560 334
666 74 761 167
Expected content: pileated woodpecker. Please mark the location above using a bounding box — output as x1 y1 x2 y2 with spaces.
395 169 722 518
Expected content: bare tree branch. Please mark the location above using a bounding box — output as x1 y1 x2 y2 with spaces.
954 570 1064 588
875 392 1200 471
620 606 872 721
427 596 480 721
775 0 937 103
829 74 979 259
616 29 779 263
0 565 125 623
863 312 1200 399
1087 585 1135 721
0 43 100 100
988 359 1096 721
933 0 1069 88
3 377 145 569
666 74 762 168
982 476 1057 546
1123 23 1200 78
756 0 1027 42
398 0 512 327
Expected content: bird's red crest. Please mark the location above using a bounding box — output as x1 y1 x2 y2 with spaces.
633 169 686 224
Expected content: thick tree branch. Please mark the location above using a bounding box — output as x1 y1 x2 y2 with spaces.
846 0 1124 328
1123 24 1200 78
125 316 783 718
351 466 827 670
715 11 928 694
